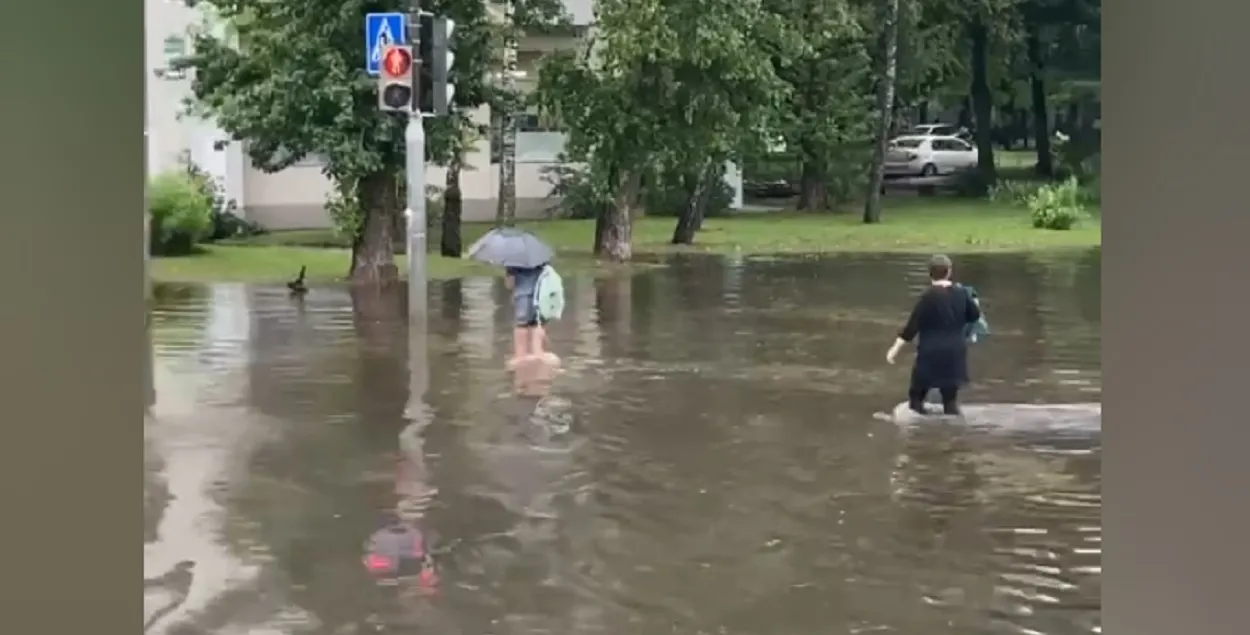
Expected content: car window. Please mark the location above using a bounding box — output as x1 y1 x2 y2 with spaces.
891 137 925 148
932 126 957 136
950 139 973 151
931 139 954 151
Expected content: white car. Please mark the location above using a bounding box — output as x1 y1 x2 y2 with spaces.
910 123 968 139
884 135 979 178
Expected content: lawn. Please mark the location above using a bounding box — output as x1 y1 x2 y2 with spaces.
151 197 1100 284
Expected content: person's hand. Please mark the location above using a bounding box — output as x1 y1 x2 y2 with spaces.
886 338 904 364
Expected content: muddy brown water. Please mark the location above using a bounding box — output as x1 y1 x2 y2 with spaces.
143 249 1101 635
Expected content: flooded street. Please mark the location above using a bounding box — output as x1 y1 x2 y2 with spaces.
144 250 1101 635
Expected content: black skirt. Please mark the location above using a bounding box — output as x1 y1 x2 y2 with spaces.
910 339 969 389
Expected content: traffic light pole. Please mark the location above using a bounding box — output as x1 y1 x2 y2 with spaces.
404 2 428 322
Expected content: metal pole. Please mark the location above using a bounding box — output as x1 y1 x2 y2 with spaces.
406 2 427 321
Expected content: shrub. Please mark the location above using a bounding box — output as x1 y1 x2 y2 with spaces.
1027 177 1088 231
1079 175 1100 206
541 164 611 219
148 171 214 255
640 170 734 219
176 154 263 242
989 180 1043 207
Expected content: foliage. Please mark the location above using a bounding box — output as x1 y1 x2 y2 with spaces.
175 0 565 280
764 0 876 209
149 170 215 256
989 179 1043 206
536 0 788 257
175 153 264 241
324 179 364 240
540 164 604 220
1052 132 1101 180
641 171 735 219
1027 177 1088 230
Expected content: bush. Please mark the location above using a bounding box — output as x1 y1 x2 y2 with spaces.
989 180 1043 207
1027 178 1088 231
540 164 611 219
640 170 734 219
1079 175 1100 206
148 171 214 255
177 154 263 242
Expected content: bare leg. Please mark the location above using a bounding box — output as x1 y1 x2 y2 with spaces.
508 327 529 369
530 324 546 355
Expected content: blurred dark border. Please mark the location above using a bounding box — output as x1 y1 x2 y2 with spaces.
0 0 142 629
1103 0 1250 632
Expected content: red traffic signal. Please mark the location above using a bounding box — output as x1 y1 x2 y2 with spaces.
382 46 413 78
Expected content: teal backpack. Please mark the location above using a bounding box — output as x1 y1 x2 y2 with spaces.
961 284 991 343
533 265 566 322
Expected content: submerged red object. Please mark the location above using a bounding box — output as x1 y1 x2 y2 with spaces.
363 523 437 584
364 553 393 573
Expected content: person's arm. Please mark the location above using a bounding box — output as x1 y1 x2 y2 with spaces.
887 298 924 363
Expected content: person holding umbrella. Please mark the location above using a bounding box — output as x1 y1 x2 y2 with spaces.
468 228 566 368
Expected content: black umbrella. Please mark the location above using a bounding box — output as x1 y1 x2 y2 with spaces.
467 227 554 269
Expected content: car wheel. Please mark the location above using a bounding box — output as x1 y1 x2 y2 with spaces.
920 163 937 177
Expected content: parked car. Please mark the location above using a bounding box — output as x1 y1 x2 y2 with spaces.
884 135 979 178
910 123 972 141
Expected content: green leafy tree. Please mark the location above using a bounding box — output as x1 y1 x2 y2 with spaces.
176 0 561 281
538 0 786 258
765 0 876 210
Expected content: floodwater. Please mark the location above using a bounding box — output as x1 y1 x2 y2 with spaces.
143 249 1101 635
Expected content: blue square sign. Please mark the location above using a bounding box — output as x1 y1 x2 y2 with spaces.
365 13 407 76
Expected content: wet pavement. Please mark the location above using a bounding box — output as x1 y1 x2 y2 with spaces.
144 250 1101 635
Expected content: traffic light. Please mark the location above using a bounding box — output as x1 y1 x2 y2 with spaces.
417 14 456 116
377 45 415 113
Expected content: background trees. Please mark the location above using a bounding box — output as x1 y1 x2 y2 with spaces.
175 0 1100 270
178 0 563 282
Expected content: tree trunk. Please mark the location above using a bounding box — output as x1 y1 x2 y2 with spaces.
968 18 997 195
958 98 973 129
441 149 463 257
797 153 828 211
495 0 519 227
1026 28 1054 177
918 100 930 124
597 170 639 262
350 171 401 284
863 0 900 224
592 163 615 256
671 164 714 245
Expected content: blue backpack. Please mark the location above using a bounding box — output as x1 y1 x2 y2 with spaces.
961 284 991 343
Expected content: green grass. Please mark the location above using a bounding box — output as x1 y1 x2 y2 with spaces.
152 197 1100 283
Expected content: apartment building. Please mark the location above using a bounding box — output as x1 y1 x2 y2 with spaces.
146 0 740 231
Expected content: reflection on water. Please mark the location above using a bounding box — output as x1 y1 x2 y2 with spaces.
143 250 1100 635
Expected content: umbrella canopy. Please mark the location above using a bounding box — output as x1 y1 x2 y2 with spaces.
467 227 554 269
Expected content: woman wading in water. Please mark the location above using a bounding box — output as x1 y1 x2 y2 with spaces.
886 254 982 415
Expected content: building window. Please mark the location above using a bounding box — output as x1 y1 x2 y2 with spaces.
160 36 187 80
490 109 564 163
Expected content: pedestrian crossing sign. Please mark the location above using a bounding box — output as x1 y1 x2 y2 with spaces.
365 13 407 76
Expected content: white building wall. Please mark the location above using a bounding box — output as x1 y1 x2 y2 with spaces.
145 0 247 207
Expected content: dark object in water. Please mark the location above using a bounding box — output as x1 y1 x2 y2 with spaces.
363 523 438 587
287 265 307 295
